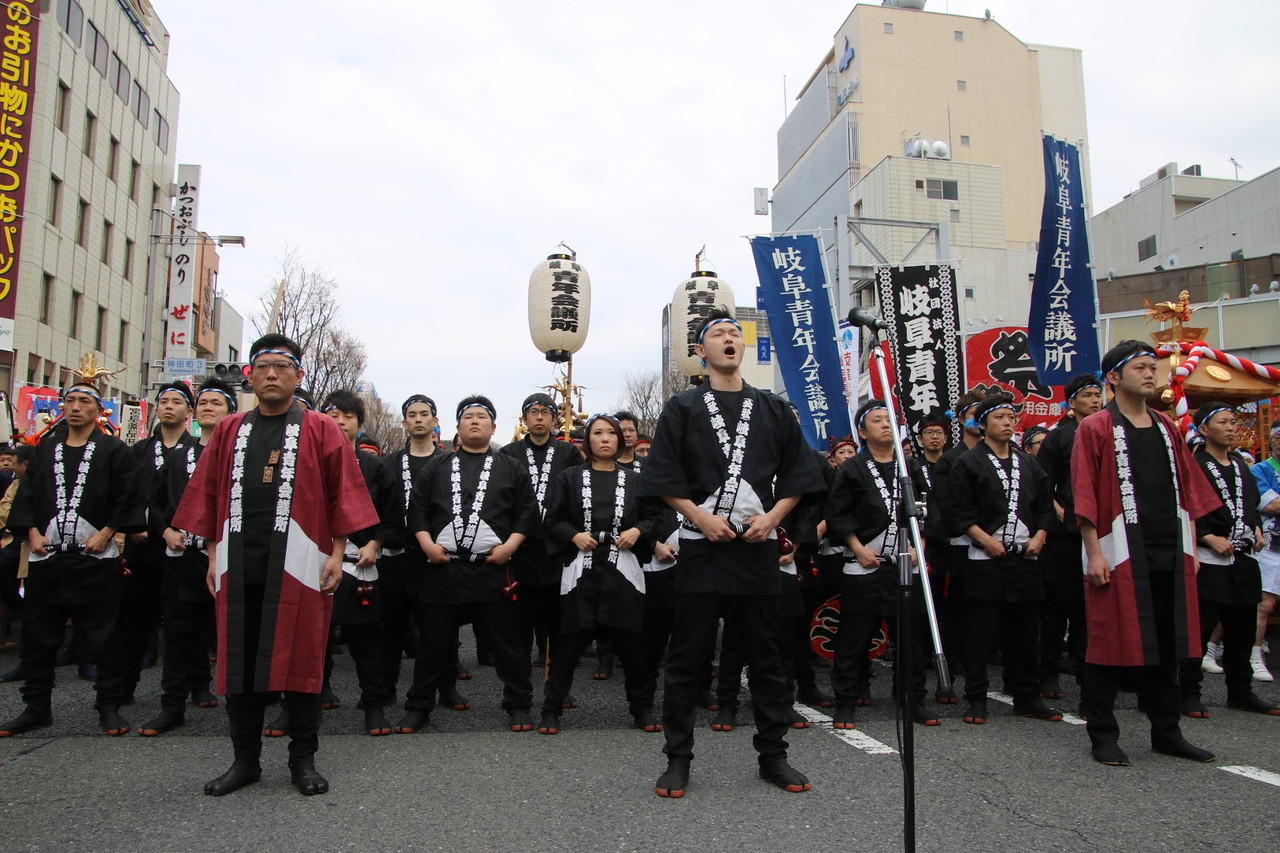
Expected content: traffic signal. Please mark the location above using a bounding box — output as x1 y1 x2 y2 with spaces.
211 362 252 393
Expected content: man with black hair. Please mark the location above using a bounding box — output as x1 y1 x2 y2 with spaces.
140 378 238 736
826 400 936 729
1182 403 1277 716
120 381 198 704
614 411 641 471
928 389 989 702
398 395 539 733
174 333 378 795
947 391 1060 726
1020 425 1049 459
377 394 455 710
319 389 400 735
640 308 827 798
1072 339 1221 765
0 381 143 737
1035 374 1103 702
500 393 581 674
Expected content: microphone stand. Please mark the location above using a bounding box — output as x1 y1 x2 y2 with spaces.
860 319 951 853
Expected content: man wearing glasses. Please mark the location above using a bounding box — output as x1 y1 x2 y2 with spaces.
174 334 377 796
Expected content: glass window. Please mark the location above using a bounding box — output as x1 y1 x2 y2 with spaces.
1138 235 1157 261
957 80 967 92
883 22 893 33
70 291 82 338
926 179 959 201
58 0 84 46
54 83 69 133
108 137 119 180
124 238 135 281
129 158 140 201
96 306 108 351
40 273 54 324
153 112 169 153
954 30 964 42
75 199 89 246
47 175 62 225
960 135 970 146
117 320 128 361
100 220 113 264
950 208 961 222
82 110 95 160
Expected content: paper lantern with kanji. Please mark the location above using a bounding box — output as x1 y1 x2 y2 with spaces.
670 269 735 378
528 253 591 363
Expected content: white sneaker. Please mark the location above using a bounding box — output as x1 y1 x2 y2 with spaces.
1201 652 1224 674
1251 645 1274 682
1264 640 1271 655
1207 640 1224 663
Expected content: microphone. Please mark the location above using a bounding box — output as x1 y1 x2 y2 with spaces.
847 307 888 330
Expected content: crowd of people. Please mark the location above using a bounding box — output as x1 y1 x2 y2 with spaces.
0 319 1276 799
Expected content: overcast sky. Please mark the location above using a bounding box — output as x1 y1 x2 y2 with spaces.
157 0 1280 431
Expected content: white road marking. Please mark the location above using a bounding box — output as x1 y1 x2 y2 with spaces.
1219 765 1280 788
988 691 1086 726
792 703 898 755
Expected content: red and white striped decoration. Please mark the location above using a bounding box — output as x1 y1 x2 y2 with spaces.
1156 340 1280 431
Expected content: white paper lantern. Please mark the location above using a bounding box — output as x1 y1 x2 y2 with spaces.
670 270 735 378
528 253 592 362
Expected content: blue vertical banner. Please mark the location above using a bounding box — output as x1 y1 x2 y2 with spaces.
749 234 852 449
1029 135 1101 384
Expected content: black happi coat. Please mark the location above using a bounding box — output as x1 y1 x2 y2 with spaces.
826 448 930 614
132 428 197 540
500 435 582 586
946 442 1053 602
332 448 401 624
637 383 827 595
158 440 214 602
543 465 652 634
641 500 680 610
380 448 449 554
1193 446 1263 607
11 429 144 604
408 447 539 604
1036 416 1081 536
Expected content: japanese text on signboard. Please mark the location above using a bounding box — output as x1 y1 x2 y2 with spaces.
0 1 38 353
164 164 201 358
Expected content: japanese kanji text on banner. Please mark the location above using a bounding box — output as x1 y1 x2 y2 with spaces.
0 1 40 353
749 234 851 449
872 263 963 437
1028 135 1100 384
164 164 201 359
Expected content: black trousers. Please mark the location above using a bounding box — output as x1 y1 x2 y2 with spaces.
927 542 968 676
522 582 561 664
222 583 321 764
542 626 651 715
158 595 215 712
118 544 163 698
375 554 421 706
1180 596 1257 704
1081 571 1182 747
325 621 383 706
662 593 790 764
405 600 532 713
962 598 1042 702
832 610 929 707
1040 534 1087 681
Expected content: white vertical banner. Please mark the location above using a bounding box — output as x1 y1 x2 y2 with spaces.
837 318 860 434
164 164 201 360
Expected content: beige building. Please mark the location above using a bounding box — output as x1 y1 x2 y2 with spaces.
772 2 1089 327
7 0 178 402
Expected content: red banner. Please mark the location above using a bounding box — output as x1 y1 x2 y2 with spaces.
0 0 39 352
964 326 1064 431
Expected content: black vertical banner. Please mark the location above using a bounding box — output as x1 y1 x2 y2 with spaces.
873 264 963 438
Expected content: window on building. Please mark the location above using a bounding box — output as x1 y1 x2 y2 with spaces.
950 208 961 222
153 112 170 153
129 158 140 201
100 220 113 264
75 199 89 246
117 320 128 361
124 238 135 281
152 183 161 210
227 345 239 362
54 82 70 133
95 306 107 351
47 176 63 225
82 110 96 160
88 22 108 78
1138 235 1158 261
134 86 151 128
69 291 82 338
957 80 967 92
57 0 85 46
960 135 970 146
111 53 130 103
964 286 976 300
954 30 964 42
883 22 894 33
926 179 959 201
108 137 119 181
39 273 54 324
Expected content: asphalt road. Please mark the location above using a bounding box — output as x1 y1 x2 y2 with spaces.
2 638 1278 853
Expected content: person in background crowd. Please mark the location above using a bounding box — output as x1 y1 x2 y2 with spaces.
1248 425 1280 683
1020 425 1049 459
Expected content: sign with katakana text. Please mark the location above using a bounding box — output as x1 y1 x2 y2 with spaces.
1029 135 1100 384
0 1 39 352
964 326 1065 431
164 164 201 359
749 233 851 449
872 263 963 441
